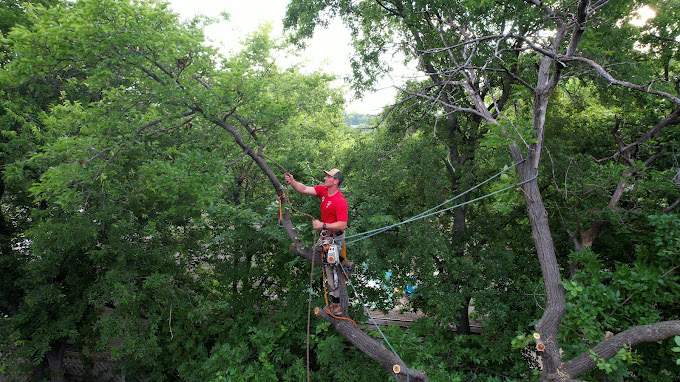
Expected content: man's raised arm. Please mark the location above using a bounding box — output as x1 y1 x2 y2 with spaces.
284 173 317 196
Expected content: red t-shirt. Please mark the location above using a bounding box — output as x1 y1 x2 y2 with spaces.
314 185 348 224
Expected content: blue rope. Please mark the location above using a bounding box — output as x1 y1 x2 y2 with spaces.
345 161 535 246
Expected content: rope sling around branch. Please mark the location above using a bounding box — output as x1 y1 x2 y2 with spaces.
344 159 533 245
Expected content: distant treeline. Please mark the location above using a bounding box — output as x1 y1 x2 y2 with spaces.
345 112 375 128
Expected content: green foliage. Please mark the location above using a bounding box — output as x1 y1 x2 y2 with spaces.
672 336 680 365
0 0 351 379
2 0 680 381
559 225 680 381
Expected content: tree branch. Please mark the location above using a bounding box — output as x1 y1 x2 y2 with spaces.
560 320 680 379
557 55 680 105
664 196 680 213
316 307 429 382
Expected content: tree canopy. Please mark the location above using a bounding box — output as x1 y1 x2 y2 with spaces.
1 0 679 381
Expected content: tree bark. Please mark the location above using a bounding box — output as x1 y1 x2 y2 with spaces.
511 150 566 379
45 342 66 382
457 296 472 335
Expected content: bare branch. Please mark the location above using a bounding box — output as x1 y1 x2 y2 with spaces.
138 65 167 86
561 320 680 379
650 34 680 44
595 108 680 163
523 0 558 19
224 150 248 166
566 0 589 57
396 85 497 123
665 196 680 213
502 34 680 105
557 55 680 105
588 0 612 16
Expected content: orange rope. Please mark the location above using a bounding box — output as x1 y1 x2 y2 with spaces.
277 194 284 222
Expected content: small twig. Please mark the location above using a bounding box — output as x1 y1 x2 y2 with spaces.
517 183 534 203
169 304 173 340
225 150 248 166
92 147 122 181
258 152 287 173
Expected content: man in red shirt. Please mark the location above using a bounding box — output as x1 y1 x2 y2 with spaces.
285 168 352 316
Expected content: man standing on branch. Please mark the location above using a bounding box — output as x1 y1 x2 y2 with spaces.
285 169 353 316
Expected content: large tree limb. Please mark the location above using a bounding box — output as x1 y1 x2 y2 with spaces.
316 307 429 382
560 320 680 380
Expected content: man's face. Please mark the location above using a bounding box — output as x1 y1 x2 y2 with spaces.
324 175 338 187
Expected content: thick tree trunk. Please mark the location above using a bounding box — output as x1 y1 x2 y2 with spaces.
457 296 472 335
45 342 66 382
512 152 566 379
510 7 571 376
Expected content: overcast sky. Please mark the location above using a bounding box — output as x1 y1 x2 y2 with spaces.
167 0 411 114
165 1 658 114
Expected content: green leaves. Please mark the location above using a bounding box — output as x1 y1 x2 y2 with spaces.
672 336 680 365
1 0 351 379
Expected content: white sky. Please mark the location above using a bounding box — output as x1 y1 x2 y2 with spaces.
166 1 660 114
167 0 415 114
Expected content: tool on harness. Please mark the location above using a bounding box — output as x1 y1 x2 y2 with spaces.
325 243 340 264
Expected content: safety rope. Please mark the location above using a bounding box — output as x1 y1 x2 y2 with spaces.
263 152 316 221
345 160 536 245
306 230 318 382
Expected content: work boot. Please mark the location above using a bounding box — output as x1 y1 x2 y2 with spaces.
331 302 343 316
341 258 354 273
